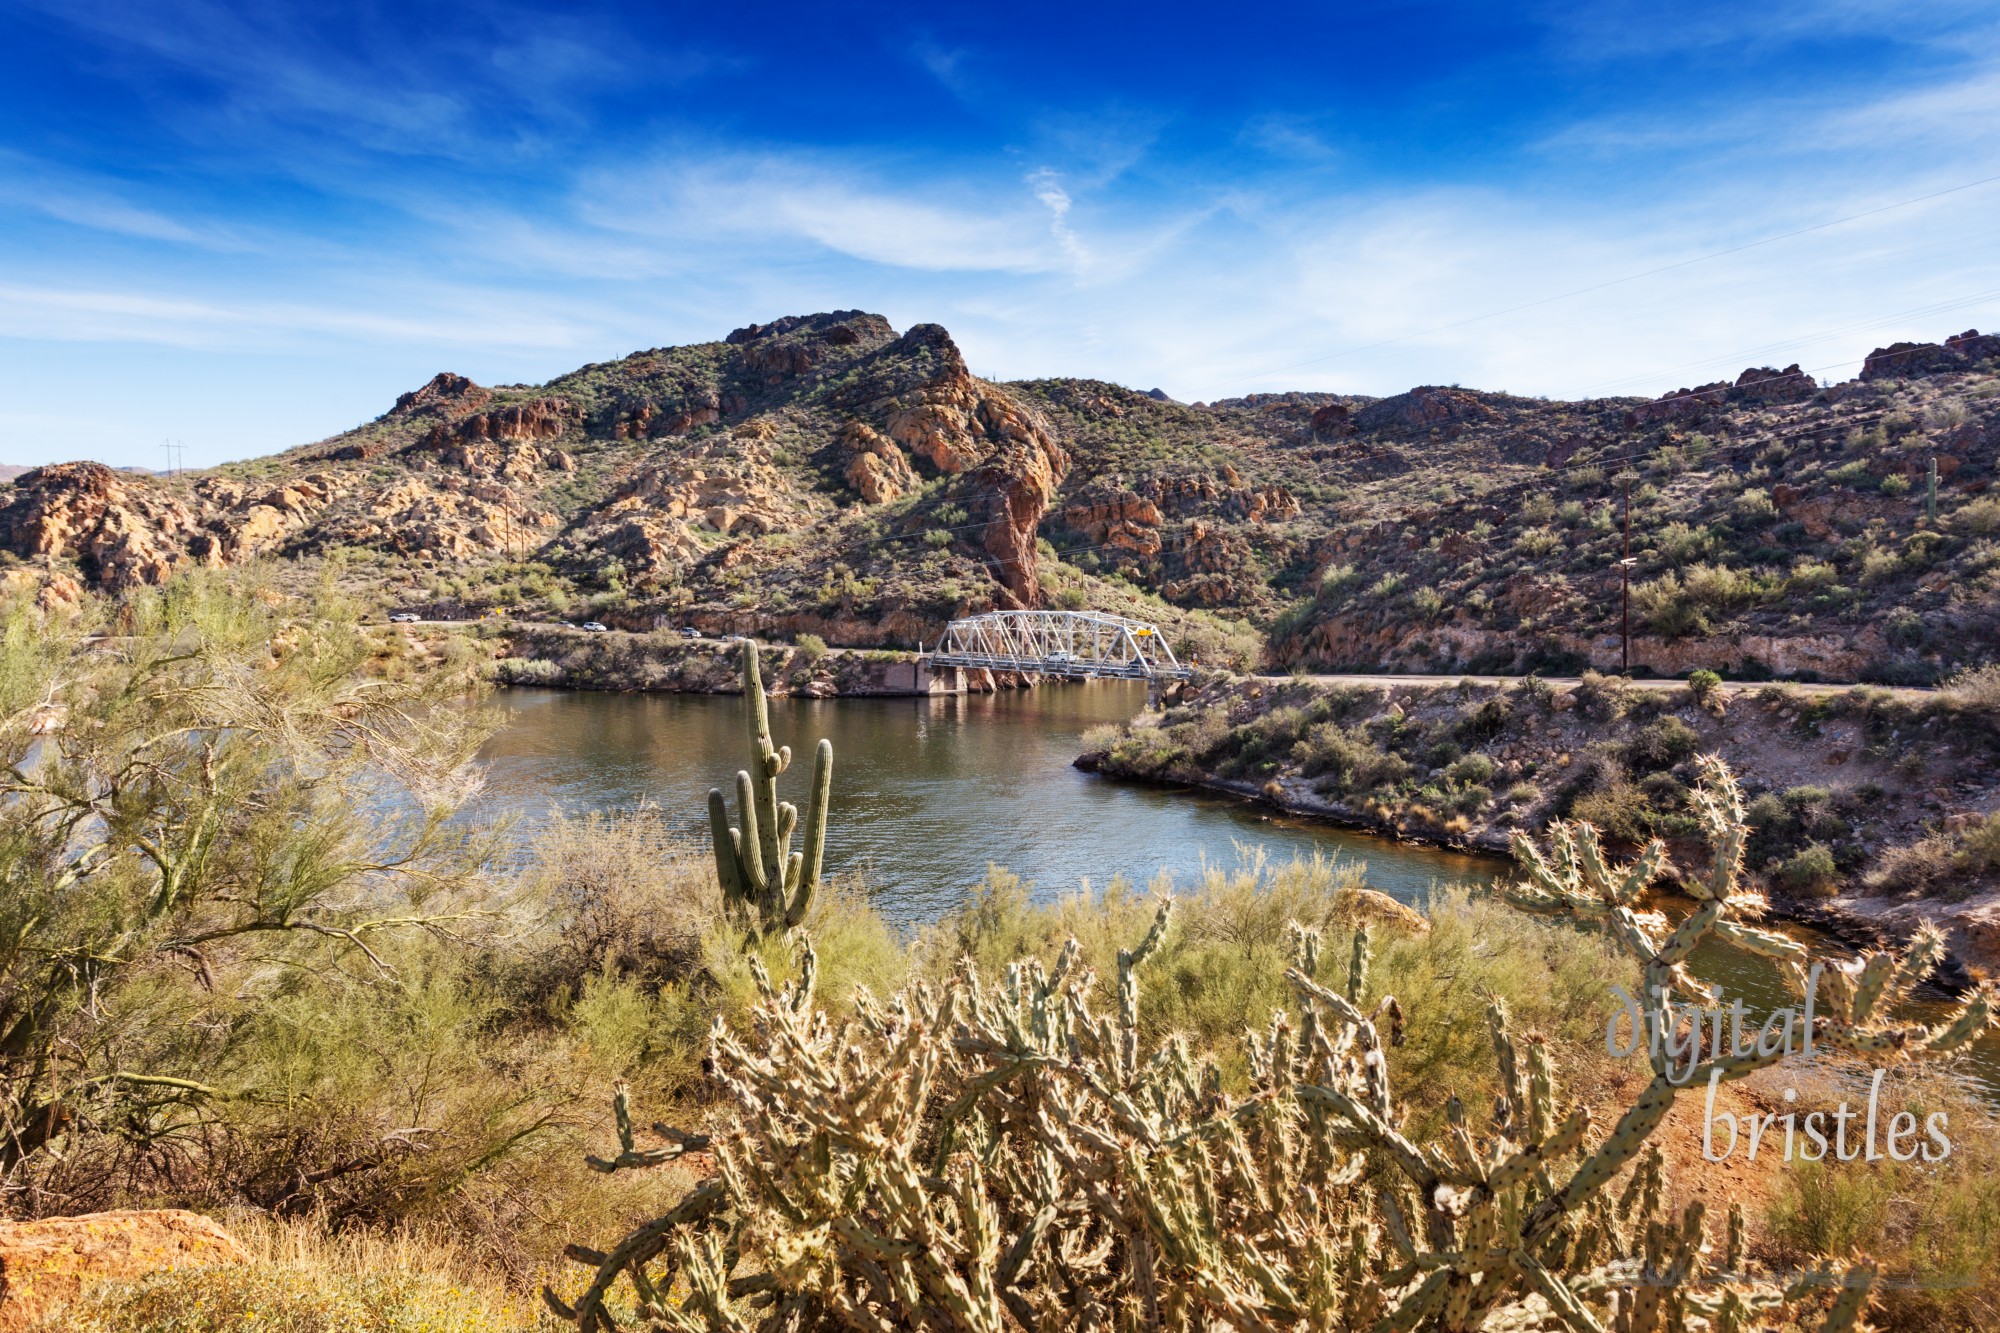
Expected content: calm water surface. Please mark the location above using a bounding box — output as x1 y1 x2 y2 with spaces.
474 682 1499 922
473 682 2000 1095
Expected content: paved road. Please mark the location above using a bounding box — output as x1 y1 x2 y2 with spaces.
388 620 1934 698
1254 671 1933 699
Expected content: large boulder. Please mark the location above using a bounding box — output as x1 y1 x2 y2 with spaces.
0 1209 246 1326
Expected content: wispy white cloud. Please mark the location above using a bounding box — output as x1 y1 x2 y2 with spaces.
574 152 1090 274
0 281 599 351
0 151 249 249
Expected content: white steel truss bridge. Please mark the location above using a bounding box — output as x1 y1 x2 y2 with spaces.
929 610 1190 680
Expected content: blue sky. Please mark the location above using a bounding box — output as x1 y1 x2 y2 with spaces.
4 1 1999 468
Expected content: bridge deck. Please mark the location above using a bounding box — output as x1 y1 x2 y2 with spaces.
929 610 1192 681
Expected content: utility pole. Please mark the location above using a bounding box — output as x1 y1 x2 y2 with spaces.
1618 477 1635 674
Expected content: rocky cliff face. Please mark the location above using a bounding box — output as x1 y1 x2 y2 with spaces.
5 317 1998 682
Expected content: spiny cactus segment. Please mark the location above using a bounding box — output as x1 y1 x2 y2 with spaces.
553 753 1989 1330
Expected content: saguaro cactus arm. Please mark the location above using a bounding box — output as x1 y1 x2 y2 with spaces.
706 640 836 936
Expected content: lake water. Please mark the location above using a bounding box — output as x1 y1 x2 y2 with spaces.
474 681 1500 922
473 681 2000 1096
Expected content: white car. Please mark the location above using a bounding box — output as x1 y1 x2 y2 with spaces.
388 612 421 623
680 627 702 639
581 621 610 633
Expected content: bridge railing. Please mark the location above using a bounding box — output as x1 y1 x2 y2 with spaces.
928 610 1191 680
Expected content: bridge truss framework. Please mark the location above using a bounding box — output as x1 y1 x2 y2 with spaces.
929 610 1190 680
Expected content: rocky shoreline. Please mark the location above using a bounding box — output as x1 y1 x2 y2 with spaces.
1075 671 2000 983
474 623 1037 697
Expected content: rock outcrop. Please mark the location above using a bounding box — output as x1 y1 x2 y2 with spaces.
421 396 576 448
877 325 1067 606
390 371 491 419
0 1209 245 1326
0 463 201 589
1353 386 1496 433
839 422 918 504
1729 363 1817 404
1861 331 2000 381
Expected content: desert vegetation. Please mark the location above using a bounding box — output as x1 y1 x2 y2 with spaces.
7 577 2000 1329
3 316 1997 684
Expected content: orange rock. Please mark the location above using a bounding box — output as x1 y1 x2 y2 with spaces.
0 1209 246 1327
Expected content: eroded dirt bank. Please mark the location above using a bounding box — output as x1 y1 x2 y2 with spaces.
1076 671 2000 981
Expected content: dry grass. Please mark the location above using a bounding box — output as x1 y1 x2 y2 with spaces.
46 1214 577 1332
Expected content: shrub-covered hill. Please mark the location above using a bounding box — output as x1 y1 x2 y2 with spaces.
1079 665 2000 978
2 314 1997 679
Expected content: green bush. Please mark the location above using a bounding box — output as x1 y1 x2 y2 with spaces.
1781 842 1840 895
1954 495 2000 537
793 631 829 664
1444 752 1496 786
1625 714 1699 772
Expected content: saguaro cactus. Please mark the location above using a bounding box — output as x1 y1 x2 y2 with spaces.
556 753 1984 1331
706 642 831 935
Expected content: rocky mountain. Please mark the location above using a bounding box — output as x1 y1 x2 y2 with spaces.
2 313 1997 679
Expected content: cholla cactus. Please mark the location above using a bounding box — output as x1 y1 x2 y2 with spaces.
554 754 1989 1330
707 641 831 936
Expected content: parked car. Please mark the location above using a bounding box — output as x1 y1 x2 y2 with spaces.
581 621 609 633
680 626 701 639
388 612 421 623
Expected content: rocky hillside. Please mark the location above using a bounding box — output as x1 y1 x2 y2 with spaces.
1079 669 2000 978
2 314 1997 679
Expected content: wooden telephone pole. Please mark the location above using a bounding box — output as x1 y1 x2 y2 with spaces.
1618 478 1635 673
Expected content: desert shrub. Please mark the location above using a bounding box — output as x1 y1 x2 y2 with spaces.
1568 778 1652 844
1788 558 1839 592
1294 722 1412 795
1653 520 1710 564
1880 472 1912 497
1866 833 1960 896
1514 525 1560 556
1954 495 2000 537
793 632 828 663
1765 1075 2000 1332
556 758 1969 1329
1219 704 1309 773
1632 572 1707 637
1317 563 1359 595
1455 694 1512 741
1575 668 1632 721
1943 663 2000 710
1685 667 1722 705
0 574 499 1213
1733 487 1776 520
1781 842 1840 895
1444 752 1496 786
497 656 566 686
1409 584 1445 621
1624 713 1699 772
1744 783 1856 867
1966 813 2000 873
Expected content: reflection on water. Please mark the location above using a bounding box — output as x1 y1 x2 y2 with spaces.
473 682 1997 1095
474 682 1498 923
